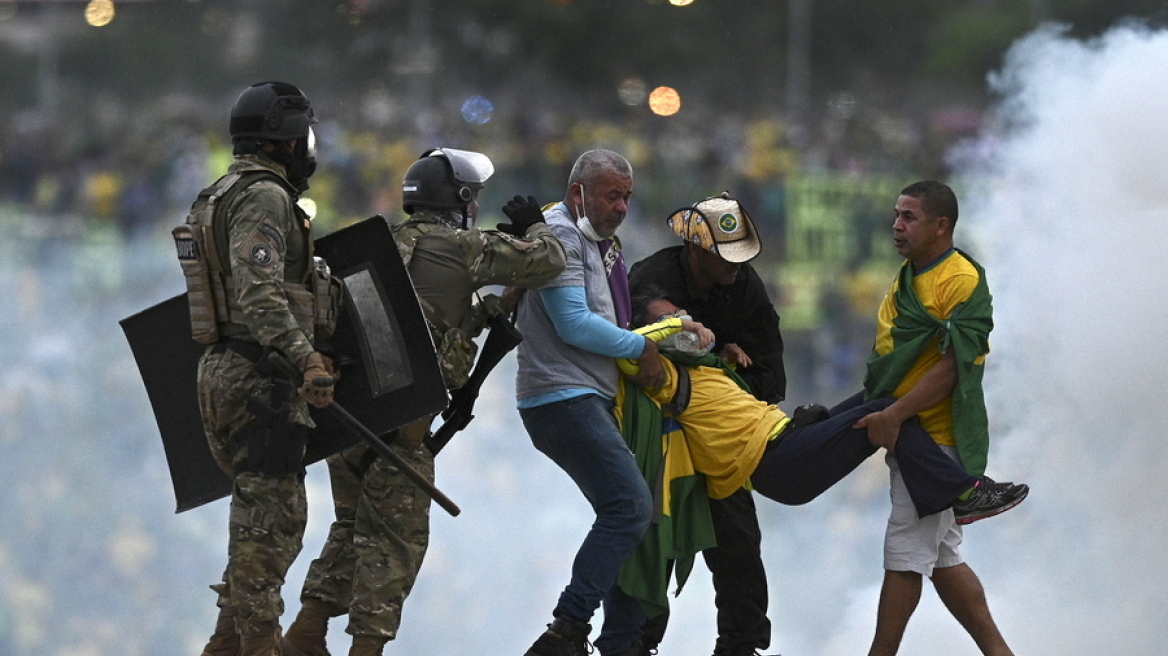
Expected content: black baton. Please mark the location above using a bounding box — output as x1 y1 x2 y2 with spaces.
271 353 462 517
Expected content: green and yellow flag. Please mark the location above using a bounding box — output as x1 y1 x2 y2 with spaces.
615 352 742 617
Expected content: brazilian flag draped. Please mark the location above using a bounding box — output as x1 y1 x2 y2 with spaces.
864 249 994 475
615 352 741 617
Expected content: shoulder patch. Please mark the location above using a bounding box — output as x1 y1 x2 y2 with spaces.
250 242 274 266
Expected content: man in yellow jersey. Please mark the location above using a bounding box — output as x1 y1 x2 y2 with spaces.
610 288 1027 641
856 180 1023 656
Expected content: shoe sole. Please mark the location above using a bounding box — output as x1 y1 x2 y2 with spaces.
955 487 1028 525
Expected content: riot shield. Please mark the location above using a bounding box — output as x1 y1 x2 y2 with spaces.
121 215 448 512
121 295 221 511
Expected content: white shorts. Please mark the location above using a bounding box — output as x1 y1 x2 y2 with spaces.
883 446 964 576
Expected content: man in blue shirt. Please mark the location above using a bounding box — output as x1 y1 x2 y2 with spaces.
514 149 664 656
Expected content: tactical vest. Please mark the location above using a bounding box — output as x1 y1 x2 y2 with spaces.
173 170 340 345
391 219 478 390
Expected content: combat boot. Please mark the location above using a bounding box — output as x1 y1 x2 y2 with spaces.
348 635 389 656
238 622 282 656
199 605 240 656
282 598 339 656
524 616 593 656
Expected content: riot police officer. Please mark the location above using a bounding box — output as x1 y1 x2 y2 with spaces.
185 81 341 656
281 148 565 656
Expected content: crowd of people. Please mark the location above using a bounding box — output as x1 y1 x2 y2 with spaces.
0 76 970 238
0 82 982 408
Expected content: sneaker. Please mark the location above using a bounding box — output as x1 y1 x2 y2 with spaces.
953 476 1028 525
525 617 593 656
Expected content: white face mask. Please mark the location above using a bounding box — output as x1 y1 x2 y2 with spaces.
575 183 604 242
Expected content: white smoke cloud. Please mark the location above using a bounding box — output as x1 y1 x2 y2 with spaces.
808 22 1168 656
960 22 1168 656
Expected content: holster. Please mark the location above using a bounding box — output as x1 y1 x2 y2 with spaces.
213 338 307 478
241 396 307 477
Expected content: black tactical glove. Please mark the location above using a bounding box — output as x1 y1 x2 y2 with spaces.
498 195 545 237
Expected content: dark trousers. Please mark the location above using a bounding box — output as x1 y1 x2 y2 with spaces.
640 488 771 655
751 393 976 517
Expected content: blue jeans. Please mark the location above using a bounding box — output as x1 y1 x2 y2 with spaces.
521 393 654 654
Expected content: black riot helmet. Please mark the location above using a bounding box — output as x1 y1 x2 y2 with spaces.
402 148 495 220
230 81 319 192
229 81 317 141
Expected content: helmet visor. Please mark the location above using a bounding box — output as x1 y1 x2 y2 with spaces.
437 148 494 186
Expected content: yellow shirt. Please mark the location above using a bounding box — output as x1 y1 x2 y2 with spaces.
618 315 788 497
873 252 986 445
643 361 785 498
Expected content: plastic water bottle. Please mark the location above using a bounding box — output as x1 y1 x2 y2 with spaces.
672 331 706 356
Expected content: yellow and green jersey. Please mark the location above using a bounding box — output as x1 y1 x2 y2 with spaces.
866 249 994 474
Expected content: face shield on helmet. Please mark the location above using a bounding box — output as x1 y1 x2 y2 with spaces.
305 126 317 161
438 148 494 191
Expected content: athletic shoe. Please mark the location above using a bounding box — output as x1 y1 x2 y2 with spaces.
953 476 1028 525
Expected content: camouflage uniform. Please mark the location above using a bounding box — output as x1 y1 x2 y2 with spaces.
297 208 566 641
196 155 325 637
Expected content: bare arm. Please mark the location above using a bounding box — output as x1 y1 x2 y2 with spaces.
854 348 957 450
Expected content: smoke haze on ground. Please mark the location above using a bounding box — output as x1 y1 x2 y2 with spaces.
946 21 1168 656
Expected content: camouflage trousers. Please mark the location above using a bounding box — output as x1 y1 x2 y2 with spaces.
198 348 311 635
297 434 434 640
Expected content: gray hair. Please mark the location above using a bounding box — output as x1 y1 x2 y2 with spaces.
568 149 633 188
